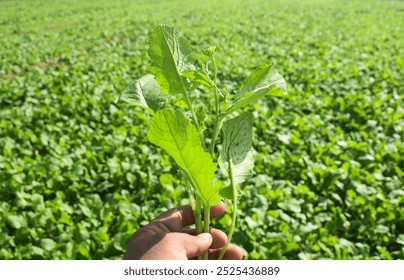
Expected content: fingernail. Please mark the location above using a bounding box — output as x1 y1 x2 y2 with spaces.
198 233 212 240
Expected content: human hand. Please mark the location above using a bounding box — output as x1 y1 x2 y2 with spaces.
124 202 243 260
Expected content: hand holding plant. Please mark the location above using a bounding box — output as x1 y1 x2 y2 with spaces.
124 203 242 260
118 25 287 260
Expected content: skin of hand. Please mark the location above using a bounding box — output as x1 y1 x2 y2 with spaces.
124 202 243 260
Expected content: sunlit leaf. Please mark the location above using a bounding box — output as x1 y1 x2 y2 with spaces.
148 25 195 96
147 108 220 205
117 74 166 114
218 112 255 187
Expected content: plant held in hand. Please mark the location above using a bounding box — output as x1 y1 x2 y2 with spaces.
117 25 287 259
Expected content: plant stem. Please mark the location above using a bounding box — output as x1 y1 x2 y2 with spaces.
208 116 224 157
202 203 211 260
217 161 238 260
179 66 209 260
182 171 195 203
180 79 205 148
184 174 204 260
194 195 203 235
212 57 219 119
207 56 224 157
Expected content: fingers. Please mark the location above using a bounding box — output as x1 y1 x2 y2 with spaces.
209 228 228 249
152 205 194 232
183 228 243 260
221 245 243 260
208 229 243 260
152 202 226 231
209 202 226 219
167 232 214 259
126 202 242 260
144 202 241 260
208 245 243 260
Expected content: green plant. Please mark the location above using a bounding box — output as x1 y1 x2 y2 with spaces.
1 0 403 261
117 25 287 259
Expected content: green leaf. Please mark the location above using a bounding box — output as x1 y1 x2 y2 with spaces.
77 243 91 259
148 25 195 96
396 234 404 246
112 232 130 252
278 198 302 213
224 64 287 116
238 63 287 97
117 74 166 114
218 112 254 186
181 70 213 88
219 186 234 199
30 246 44 256
40 238 56 251
194 102 207 131
79 204 92 217
7 215 25 229
147 108 220 205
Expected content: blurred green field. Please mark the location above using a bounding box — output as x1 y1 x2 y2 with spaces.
0 0 403 260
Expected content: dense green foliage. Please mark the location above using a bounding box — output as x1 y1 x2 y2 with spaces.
1 0 403 260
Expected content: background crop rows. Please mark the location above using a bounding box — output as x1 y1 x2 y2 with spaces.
0 0 403 259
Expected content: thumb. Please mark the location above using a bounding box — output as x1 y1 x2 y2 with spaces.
179 232 213 259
